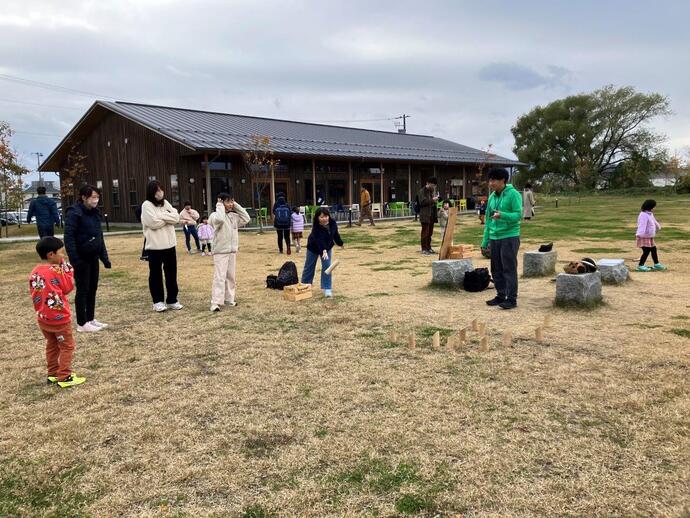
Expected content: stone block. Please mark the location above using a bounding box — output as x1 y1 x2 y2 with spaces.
555 271 602 306
431 259 474 287
598 258 629 284
523 250 558 277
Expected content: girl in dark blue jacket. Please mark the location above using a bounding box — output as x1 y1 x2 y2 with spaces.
301 208 343 298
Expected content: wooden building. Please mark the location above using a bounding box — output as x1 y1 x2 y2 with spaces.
40 101 521 222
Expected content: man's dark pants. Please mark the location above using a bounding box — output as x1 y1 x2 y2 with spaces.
38 225 55 238
74 256 100 326
420 222 434 250
490 237 520 302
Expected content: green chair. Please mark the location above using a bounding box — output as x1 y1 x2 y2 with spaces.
259 207 268 226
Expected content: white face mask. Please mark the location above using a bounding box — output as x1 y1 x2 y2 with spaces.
155 191 164 201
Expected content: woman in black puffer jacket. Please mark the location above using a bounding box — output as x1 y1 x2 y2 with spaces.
64 185 111 333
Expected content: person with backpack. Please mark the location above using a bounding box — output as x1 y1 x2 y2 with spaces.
481 168 523 310
209 193 250 312
26 185 61 238
273 194 292 255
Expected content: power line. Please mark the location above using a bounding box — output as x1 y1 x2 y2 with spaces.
308 117 397 123
0 73 137 102
0 97 85 111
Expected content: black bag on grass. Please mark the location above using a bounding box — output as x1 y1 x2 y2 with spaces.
266 274 279 289
463 268 492 292
276 261 298 289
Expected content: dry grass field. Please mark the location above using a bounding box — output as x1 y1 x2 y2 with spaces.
1 195 689 517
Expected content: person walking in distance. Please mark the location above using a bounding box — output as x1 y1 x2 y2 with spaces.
522 183 536 220
140 180 183 312
63 185 111 332
179 201 201 254
482 169 523 310
272 194 292 255
26 185 61 238
417 177 439 254
356 186 375 226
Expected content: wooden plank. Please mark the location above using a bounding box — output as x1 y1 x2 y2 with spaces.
439 206 458 260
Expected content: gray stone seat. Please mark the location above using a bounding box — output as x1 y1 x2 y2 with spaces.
555 271 602 306
523 250 557 277
431 259 474 287
598 258 629 284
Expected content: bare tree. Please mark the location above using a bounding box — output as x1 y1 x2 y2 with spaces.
0 122 28 237
242 135 279 232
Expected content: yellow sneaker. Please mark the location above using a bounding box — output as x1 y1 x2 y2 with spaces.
57 374 86 388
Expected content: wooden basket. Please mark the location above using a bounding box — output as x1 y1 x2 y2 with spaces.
283 283 313 301
448 244 474 259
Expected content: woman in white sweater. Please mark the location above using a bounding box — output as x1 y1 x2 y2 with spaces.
141 180 182 312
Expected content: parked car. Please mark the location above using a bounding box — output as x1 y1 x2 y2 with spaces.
0 212 18 226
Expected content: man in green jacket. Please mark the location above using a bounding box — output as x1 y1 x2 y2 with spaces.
481 169 523 309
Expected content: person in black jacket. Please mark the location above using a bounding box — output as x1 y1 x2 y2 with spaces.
301 207 343 298
64 185 111 333
272 194 292 255
26 186 61 237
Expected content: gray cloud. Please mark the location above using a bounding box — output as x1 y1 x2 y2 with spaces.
1 0 689 184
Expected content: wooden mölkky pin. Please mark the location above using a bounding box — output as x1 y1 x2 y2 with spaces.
543 315 552 328
502 332 512 347
459 328 467 342
388 330 398 343
408 331 416 349
432 331 441 350
478 322 487 337
535 326 544 342
446 335 457 350
471 319 478 332
479 336 489 351
324 259 340 275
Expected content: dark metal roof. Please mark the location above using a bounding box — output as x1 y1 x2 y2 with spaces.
40 100 522 171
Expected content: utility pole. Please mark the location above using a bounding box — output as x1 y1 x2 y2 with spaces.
33 152 44 186
393 114 411 134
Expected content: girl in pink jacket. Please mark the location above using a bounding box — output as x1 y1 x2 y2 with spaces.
197 215 214 256
635 199 666 272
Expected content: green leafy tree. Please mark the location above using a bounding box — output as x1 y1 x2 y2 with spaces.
0 121 29 237
512 86 670 190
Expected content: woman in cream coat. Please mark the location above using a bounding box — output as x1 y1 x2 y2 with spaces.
141 180 182 312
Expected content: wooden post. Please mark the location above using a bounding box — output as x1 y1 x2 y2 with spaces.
432 331 440 350
439 206 457 260
408 331 416 349
478 322 486 337
471 319 478 332
311 159 316 205
408 164 412 202
502 332 512 347
535 327 543 342
348 161 353 206
543 315 552 328
479 336 489 351
269 161 276 216
204 153 212 214
380 161 384 211
462 166 467 199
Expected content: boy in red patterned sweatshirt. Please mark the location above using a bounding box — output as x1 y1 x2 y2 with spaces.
29 237 85 388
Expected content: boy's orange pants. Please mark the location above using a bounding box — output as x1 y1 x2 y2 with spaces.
38 321 75 381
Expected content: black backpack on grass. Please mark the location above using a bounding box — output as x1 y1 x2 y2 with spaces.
277 261 298 289
463 268 492 292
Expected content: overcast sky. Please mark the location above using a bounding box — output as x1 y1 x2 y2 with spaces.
2 0 689 184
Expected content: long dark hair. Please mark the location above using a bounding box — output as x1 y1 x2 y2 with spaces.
146 180 164 207
313 207 331 225
641 199 656 212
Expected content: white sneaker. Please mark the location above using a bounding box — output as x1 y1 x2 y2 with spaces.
201 252 206 256
324 289 333 298
77 322 101 333
210 304 220 312
153 302 167 312
225 300 237 307
166 301 183 310
89 319 108 328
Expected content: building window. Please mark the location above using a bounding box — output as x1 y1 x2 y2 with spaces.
96 180 104 206
170 174 180 207
111 179 120 207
